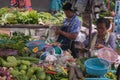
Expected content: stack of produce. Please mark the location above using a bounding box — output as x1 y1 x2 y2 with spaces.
0 32 31 56
0 56 48 80
0 7 66 25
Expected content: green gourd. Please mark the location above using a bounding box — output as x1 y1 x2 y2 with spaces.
36 70 46 80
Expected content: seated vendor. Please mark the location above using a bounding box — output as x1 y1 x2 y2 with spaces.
83 17 116 50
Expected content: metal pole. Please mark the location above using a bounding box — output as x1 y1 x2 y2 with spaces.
88 0 94 57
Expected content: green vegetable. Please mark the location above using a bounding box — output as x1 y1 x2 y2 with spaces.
60 78 68 80
7 56 17 63
0 57 17 67
27 68 35 78
36 70 46 80
0 32 31 54
17 60 21 65
10 69 21 77
1 13 18 25
11 69 28 80
20 70 26 74
21 60 31 66
19 64 27 70
16 74 28 80
30 75 37 80
45 75 51 80
16 56 39 63
0 58 3 65
17 10 39 24
27 66 43 79
0 7 8 15
2 61 17 67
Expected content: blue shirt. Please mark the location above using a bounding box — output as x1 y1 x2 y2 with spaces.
63 15 81 33
57 14 81 50
83 32 116 50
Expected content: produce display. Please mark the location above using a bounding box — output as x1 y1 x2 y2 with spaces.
0 6 118 80
0 32 79 80
0 32 118 80
0 56 44 80
0 32 31 56
0 8 65 25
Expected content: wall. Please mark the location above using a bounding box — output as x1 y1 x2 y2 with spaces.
31 0 50 11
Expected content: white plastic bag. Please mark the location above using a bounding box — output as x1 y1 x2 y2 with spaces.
97 47 118 64
75 31 86 42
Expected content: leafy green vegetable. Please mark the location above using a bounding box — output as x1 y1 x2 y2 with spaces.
0 57 17 67
0 7 9 17
0 32 31 54
17 10 39 24
1 13 18 25
7 56 17 63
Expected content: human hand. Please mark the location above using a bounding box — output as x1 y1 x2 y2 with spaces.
95 43 105 49
111 11 115 17
52 42 62 47
55 27 62 35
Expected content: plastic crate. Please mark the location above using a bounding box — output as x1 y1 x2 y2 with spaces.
84 58 110 76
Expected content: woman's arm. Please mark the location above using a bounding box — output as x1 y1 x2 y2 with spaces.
55 28 78 40
108 33 116 50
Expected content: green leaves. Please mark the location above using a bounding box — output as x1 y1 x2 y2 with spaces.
17 10 39 24
0 8 66 26
0 7 9 17
0 32 31 53
1 13 18 25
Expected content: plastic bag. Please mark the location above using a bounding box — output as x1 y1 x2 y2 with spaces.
97 47 118 64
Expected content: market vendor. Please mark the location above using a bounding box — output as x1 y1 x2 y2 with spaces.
10 0 32 11
55 2 81 58
83 17 116 51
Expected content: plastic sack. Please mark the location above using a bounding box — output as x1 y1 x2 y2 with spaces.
75 31 86 42
40 51 50 60
46 46 63 56
45 55 57 62
97 47 118 64
25 40 45 52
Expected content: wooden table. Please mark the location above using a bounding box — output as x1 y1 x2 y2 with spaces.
0 24 49 36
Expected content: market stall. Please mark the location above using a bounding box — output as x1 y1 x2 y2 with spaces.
0 0 119 80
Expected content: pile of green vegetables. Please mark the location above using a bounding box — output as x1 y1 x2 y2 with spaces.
0 56 69 80
0 32 31 54
0 56 48 80
0 7 65 25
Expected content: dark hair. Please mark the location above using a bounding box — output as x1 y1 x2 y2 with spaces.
96 17 110 29
62 2 74 11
